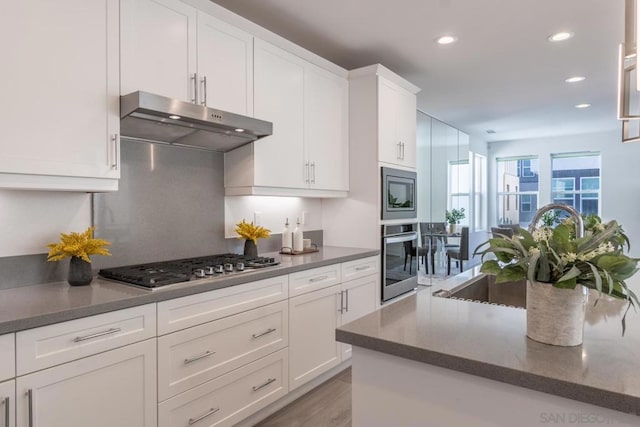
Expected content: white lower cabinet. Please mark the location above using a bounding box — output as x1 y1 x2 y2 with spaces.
16 339 157 427
339 275 378 360
289 265 379 390
158 348 288 427
0 380 15 427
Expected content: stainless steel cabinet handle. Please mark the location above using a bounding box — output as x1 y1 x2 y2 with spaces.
184 350 215 365
309 275 328 283
191 73 198 104
188 407 220 425
252 328 276 339
397 142 402 159
339 290 344 313
200 75 207 106
27 389 34 427
252 377 276 392
345 289 349 312
74 327 121 343
110 134 119 170
304 161 310 183
3 396 9 427
355 265 369 271
310 162 316 184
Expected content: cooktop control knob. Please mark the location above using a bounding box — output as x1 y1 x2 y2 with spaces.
236 262 245 271
214 265 224 274
204 266 215 275
194 268 206 278
224 263 234 272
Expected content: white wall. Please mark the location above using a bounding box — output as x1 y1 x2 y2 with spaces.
488 130 640 256
224 196 322 238
0 190 91 257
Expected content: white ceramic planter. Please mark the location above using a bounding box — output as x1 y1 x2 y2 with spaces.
526 281 588 346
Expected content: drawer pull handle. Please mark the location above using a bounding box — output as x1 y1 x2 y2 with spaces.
188 407 220 425
73 327 121 343
355 265 370 271
309 275 329 283
252 377 276 392
3 396 9 427
184 350 216 365
27 389 34 427
252 328 276 339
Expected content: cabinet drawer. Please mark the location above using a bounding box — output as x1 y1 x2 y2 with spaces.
289 264 341 297
158 349 288 427
341 256 379 282
157 276 288 335
0 334 14 381
158 300 288 401
16 304 156 375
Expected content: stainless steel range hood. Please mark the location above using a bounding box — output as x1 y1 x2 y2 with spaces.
120 91 272 152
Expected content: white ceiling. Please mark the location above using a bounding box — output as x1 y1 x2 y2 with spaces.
211 0 625 143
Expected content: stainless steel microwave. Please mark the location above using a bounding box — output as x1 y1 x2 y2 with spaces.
381 167 417 220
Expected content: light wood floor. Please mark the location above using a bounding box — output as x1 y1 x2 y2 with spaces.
254 368 352 427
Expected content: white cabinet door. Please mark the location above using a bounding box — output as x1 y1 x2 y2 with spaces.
378 79 402 166
253 39 305 188
378 77 417 168
304 64 349 191
288 285 341 390
340 274 378 361
396 87 417 168
120 0 197 102
197 12 253 115
16 339 157 427
0 335 14 382
0 380 15 427
0 0 120 187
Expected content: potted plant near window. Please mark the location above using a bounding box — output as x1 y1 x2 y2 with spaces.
445 208 465 234
475 211 638 346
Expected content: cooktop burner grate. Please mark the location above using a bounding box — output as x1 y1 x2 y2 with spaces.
98 253 279 289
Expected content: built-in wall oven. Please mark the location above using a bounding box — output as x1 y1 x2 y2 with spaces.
381 223 418 302
381 167 417 220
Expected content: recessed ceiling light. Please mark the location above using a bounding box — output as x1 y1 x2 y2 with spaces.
548 32 574 42
234 128 245 132
436 35 458 45
168 115 181 120
565 76 585 83
486 130 496 134
575 103 591 109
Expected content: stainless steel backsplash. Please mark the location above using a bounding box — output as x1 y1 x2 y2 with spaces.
92 139 229 270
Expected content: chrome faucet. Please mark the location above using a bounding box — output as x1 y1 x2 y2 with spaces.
528 203 584 238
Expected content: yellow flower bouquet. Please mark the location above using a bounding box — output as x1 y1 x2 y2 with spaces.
234 220 270 257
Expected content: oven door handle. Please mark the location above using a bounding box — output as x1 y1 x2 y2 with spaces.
384 232 418 244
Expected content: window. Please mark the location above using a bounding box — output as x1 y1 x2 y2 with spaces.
496 157 539 227
449 160 470 226
472 153 488 231
551 153 601 216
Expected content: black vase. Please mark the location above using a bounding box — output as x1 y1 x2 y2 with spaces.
68 256 93 286
244 240 258 258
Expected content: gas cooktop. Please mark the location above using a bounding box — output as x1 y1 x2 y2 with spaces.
98 253 279 289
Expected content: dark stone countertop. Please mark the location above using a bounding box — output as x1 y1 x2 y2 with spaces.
336 268 640 416
0 246 378 334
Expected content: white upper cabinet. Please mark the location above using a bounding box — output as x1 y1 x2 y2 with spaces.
304 64 349 191
378 77 418 168
225 39 349 197
252 39 306 189
120 0 197 102
196 12 253 115
120 0 253 113
0 0 120 191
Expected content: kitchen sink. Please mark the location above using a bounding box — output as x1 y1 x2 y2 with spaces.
432 274 526 309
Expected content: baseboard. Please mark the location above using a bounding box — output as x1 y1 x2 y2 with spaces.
234 359 352 426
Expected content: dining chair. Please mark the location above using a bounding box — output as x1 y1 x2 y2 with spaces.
404 239 427 274
447 226 469 275
491 226 514 238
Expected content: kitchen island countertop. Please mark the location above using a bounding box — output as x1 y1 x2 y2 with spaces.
337 268 640 417
0 246 378 334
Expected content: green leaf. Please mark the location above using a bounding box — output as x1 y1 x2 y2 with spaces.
557 265 581 283
555 277 577 289
527 251 540 284
480 260 502 275
536 250 551 282
518 228 535 250
585 262 603 295
552 224 571 252
495 265 526 283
